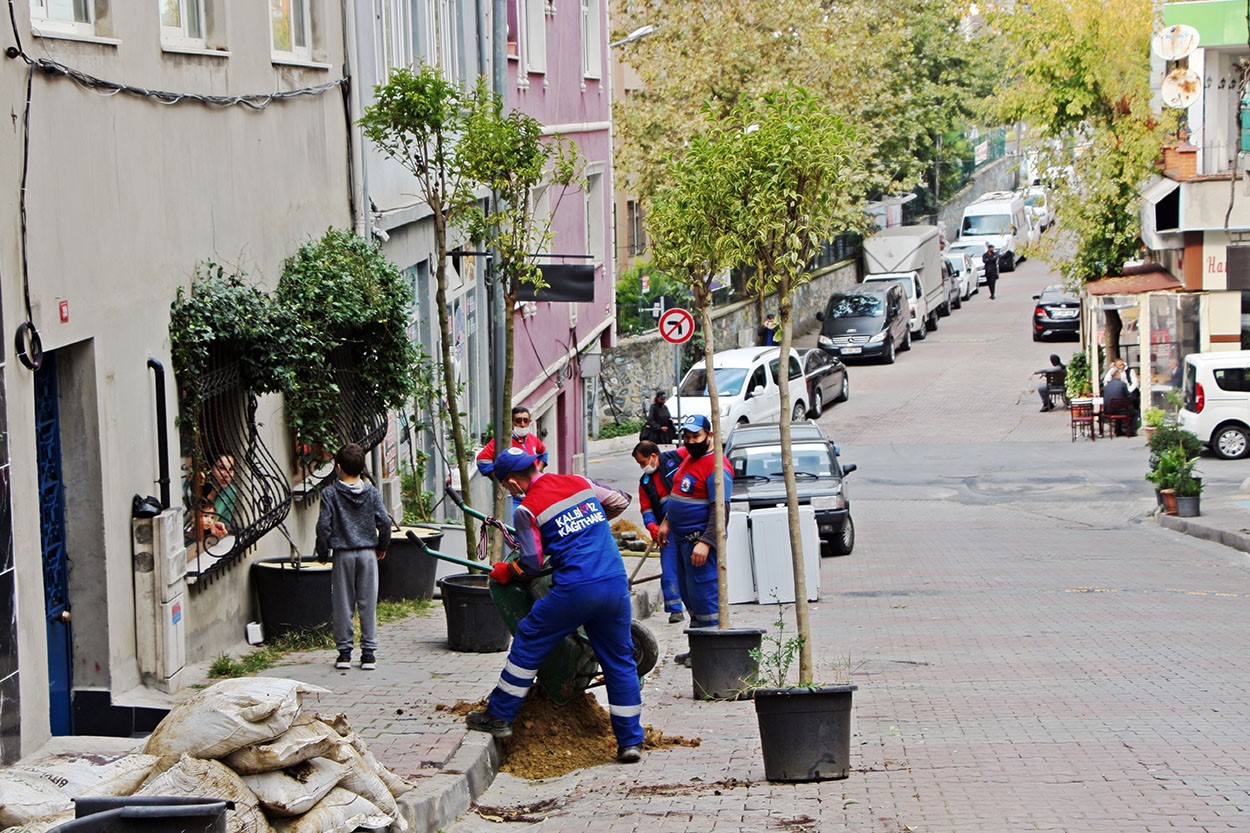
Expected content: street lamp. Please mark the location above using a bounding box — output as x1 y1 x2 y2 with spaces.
609 24 655 48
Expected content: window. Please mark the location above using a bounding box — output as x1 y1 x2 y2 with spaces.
1213 367 1250 393
436 0 462 81
522 0 546 74
31 0 95 36
379 0 414 74
270 0 310 60
161 0 205 47
585 173 604 264
580 0 601 78
747 366 768 397
626 200 646 256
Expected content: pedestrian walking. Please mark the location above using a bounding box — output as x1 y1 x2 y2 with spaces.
657 414 733 665
633 440 688 623
465 448 645 763
642 391 676 445
315 443 392 671
983 244 1000 299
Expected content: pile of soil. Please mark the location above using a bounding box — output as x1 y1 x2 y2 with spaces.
610 518 647 540
439 693 698 780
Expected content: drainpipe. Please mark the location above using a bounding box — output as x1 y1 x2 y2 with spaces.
147 358 171 510
341 0 370 237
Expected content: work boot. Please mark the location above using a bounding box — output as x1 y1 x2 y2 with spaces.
466 710 513 739
334 650 351 670
668 611 684 624
673 652 691 668
616 745 643 764
360 652 377 671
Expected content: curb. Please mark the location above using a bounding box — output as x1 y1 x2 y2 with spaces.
1156 513 1250 555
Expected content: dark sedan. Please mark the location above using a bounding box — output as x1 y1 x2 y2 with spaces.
801 348 848 417
1032 285 1081 341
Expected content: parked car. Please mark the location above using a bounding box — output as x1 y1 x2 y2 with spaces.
945 251 978 301
816 283 910 364
1023 185 1054 232
1031 285 1081 341
947 240 988 286
960 191 1029 271
672 347 808 427
800 348 848 417
1177 350 1250 459
724 422 857 556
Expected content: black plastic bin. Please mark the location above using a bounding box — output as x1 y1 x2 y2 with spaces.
252 557 332 640
52 796 232 833
438 573 512 652
378 526 443 602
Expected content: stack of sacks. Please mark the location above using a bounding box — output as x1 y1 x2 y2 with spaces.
0 678 415 833
0 752 161 831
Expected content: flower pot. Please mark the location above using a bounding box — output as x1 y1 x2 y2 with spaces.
437 573 512 653
377 525 443 602
1175 495 1200 517
252 558 333 641
754 684 857 782
1160 489 1178 516
685 627 764 701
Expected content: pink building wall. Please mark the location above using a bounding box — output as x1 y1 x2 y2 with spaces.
506 0 615 474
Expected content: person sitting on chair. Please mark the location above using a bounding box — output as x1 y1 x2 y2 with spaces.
1103 370 1133 435
1032 354 1065 412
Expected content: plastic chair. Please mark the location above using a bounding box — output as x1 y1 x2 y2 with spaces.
1043 369 1070 409
1070 402 1096 442
1101 397 1133 437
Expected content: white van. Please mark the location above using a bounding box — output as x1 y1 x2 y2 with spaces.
1176 350 1250 459
959 191 1030 272
672 347 809 427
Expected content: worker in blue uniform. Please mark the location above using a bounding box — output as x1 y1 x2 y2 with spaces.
465 447 645 764
657 414 732 666
633 440 688 623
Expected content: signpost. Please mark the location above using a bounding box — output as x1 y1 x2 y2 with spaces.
658 308 695 429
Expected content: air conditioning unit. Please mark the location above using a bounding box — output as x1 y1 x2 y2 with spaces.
380 476 404 524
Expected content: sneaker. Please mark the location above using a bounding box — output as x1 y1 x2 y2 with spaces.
616 744 643 764
334 650 351 670
673 652 691 668
466 710 513 739
668 611 684 624
360 652 377 671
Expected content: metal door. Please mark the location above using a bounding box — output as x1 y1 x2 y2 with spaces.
34 352 72 734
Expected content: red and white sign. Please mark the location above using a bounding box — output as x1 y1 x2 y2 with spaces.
59 299 69 323
658 307 695 344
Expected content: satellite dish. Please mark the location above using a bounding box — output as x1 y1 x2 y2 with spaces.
1161 68 1202 109
1152 24 1200 61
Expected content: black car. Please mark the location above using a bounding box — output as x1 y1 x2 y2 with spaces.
1032 285 1081 341
816 283 910 364
723 422 856 556
801 348 848 417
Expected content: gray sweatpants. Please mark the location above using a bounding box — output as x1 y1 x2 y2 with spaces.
331 548 378 653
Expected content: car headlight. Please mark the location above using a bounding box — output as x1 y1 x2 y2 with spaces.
868 331 886 344
819 335 833 347
908 303 917 317
811 494 844 510
719 404 730 418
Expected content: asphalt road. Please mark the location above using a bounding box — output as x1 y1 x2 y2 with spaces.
447 253 1250 832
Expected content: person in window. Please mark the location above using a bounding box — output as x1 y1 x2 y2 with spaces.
184 452 239 546
643 391 676 445
476 407 549 520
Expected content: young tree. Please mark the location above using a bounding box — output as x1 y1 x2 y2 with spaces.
359 64 479 554
727 87 870 684
991 0 1170 360
456 81 583 554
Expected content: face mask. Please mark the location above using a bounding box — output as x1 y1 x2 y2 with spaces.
512 426 530 439
685 439 710 459
642 463 658 475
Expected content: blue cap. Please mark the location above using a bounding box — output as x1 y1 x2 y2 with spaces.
679 414 711 434
493 447 539 478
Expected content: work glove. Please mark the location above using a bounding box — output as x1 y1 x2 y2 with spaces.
490 561 516 585
646 523 662 543
316 552 329 564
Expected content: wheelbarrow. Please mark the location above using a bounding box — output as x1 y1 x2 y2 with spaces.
407 487 659 705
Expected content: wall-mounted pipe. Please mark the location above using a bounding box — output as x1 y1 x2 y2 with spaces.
147 358 171 509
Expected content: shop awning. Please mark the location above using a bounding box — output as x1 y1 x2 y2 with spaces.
1140 176 1182 251
1084 264 1183 296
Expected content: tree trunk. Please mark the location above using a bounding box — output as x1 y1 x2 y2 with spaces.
1103 309 1123 364
487 282 520 565
755 285 766 342
774 273 812 686
433 212 477 557
696 286 730 628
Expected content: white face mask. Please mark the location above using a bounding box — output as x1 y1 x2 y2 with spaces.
641 463 657 475
512 425 530 438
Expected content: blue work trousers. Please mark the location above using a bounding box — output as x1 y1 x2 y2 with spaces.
487 578 644 748
674 538 719 627
659 539 684 614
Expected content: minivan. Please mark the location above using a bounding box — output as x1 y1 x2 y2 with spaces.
960 191 1030 271
1177 350 1250 459
672 347 809 427
816 283 910 364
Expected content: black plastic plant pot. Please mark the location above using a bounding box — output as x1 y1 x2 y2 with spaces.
753 684 857 782
438 573 512 652
378 525 444 602
252 558 332 641
685 627 764 701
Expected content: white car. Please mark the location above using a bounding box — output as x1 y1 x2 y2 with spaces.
672 347 809 427
1023 185 1054 232
947 240 988 286
944 252 978 301
1176 350 1250 459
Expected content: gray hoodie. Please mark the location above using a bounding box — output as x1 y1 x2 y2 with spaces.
315 479 392 558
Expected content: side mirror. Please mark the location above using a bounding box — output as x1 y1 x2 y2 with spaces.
1032 294 1041 300
815 311 824 321
750 385 766 398
841 463 857 475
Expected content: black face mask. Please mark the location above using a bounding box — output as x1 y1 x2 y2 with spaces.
685 439 710 459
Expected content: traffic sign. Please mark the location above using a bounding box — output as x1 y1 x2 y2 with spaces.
658 307 695 345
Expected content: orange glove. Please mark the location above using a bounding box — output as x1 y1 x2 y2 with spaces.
490 561 517 585
646 523 661 543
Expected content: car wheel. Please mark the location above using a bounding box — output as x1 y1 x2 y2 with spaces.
939 301 951 317
630 622 659 676
1033 331 1042 342
1212 424 1250 459
913 324 926 341
810 388 823 418
899 328 912 352
791 401 806 422
836 374 849 402
830 514 854 556
953 293 962 310
1003 253 1016 272
882 337 896 365
927 311 939 332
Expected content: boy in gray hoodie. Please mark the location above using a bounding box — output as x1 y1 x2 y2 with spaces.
316 443 392 670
